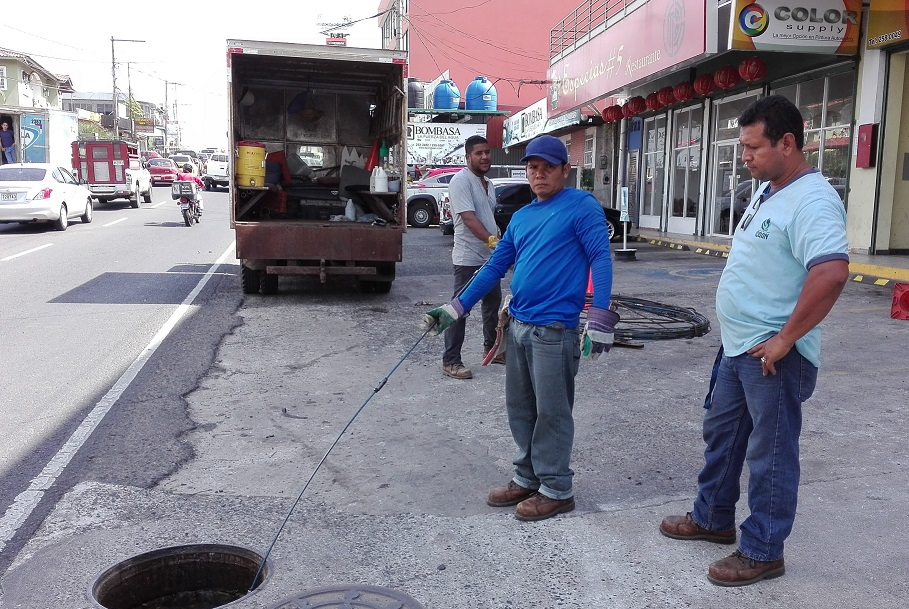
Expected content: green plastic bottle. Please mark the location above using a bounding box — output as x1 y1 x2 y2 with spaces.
379 139 389 167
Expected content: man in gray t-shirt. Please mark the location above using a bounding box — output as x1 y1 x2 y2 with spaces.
442 135 502 379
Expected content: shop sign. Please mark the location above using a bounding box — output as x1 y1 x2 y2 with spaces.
548 0 705 113
406 122 487 166
867 0 909 49
730 0 862 55
503 98 547 148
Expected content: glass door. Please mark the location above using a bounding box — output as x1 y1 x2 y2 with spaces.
639 115 666 229
667 106 703 234
710 142 754 236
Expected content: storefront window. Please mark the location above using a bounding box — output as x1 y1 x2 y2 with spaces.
772 69 854 202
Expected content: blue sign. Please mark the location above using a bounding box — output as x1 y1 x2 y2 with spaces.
22 114 46 163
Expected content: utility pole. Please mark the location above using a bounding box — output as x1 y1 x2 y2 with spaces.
111 37 144 140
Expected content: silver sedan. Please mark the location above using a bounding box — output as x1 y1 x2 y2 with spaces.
0 163 93 231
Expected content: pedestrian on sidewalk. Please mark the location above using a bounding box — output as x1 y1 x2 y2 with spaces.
659 95 849 586
0 121 16 164
441 135 503 380
422 135 617 521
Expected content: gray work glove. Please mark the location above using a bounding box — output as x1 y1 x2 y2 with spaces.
583 306 620 360
421 298 465 335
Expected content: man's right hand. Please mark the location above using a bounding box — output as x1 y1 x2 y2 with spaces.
485 235 499 249
421 299 465 335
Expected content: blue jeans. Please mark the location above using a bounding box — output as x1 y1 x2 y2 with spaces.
2 146 14 164
692 348 817 561
505 318 581 500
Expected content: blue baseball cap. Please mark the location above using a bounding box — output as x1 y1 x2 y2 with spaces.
520 135 568 165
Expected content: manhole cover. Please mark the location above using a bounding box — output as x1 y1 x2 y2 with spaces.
91 543 268 609
270 585 425 609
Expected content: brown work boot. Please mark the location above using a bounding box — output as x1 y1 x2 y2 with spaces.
442 363 472 379
486 481 537 507
659 513 736 544
707 551 785 587
515 493 575 521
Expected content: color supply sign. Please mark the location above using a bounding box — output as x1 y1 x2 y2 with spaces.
867 0 909 49
731 1 862 55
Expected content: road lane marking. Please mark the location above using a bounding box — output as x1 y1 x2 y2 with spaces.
0 243 53 262
103 217 128 228
150 201 168 208
0 241 236 560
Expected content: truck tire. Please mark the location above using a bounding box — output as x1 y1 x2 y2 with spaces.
260 272 279 295
241 267 261 294
130 185 140 208
407 200 434 228
204 178 212 191
142 188 152 203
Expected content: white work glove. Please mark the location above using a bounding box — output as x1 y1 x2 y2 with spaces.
582 306 620 360
421 299 465 335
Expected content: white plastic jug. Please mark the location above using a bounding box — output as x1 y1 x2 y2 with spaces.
369 167 378 192
345 199 357 220
374 167 388 192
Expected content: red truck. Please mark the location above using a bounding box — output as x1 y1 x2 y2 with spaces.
71 140 153 207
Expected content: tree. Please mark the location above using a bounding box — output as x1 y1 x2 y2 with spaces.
127 97 144 120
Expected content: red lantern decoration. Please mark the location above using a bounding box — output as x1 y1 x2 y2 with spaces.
630 96 647 115
645 93 662 112
673 82 695 102
714 66 740 90
622 103 636 119
738 56 767 82
693 74 715 96
602 104 622 122
657 86 675 107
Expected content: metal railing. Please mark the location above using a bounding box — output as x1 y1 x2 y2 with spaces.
550 0 633 58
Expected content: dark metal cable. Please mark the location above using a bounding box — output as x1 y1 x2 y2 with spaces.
248 324 436 592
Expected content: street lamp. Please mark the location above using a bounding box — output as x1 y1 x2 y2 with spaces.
111 37 144 139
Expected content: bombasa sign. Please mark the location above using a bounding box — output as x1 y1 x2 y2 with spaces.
406 123 487 166
730 0 862 55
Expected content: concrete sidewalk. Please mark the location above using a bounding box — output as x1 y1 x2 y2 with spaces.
2 240 906 609
634 227 909 288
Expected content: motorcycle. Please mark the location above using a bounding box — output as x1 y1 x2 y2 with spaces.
171 181 202 227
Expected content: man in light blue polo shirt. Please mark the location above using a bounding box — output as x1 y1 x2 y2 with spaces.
660 95 849 586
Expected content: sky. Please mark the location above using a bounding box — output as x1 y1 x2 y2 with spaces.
2 1 384 150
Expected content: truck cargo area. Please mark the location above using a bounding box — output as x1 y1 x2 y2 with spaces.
228 40 407 295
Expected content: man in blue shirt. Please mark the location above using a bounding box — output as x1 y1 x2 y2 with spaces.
660 95 849 586
422 135 617 521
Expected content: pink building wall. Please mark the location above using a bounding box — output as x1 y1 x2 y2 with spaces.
379 0 571 112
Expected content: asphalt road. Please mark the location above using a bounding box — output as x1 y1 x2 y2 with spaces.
1 223 907 608
0 186 238 566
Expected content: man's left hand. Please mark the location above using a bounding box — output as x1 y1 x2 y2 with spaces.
584 306 620 360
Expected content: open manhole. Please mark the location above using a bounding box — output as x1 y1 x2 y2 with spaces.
270 585 426 609
91 544 268 609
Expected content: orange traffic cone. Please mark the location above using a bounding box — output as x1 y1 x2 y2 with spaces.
364 139 380 171
891 283 909 320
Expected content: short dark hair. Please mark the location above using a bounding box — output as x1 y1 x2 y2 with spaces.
464 135 488 155
738 95 804 149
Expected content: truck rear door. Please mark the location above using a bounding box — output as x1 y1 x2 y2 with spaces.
73 141 128 185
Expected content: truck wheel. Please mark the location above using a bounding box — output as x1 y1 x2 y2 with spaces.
142 188 152 203
261 272 279 295
407 201 433 228
204 179 211 191
240 267 261 294
130 185 140 208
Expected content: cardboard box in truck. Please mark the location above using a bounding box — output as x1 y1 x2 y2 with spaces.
227 39 408 294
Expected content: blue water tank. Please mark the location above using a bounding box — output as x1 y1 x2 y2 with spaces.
465 75 497 111
432 80 460 110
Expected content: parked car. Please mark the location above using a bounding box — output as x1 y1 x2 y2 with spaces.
147 158 180 186
406 171 460 228
440 179 624 242
0 163 93 231
202 153 230 190
169 154 198 176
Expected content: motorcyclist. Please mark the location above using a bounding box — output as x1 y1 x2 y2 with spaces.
176 163 204 215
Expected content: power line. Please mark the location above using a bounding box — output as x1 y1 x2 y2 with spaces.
407 8 547 61
0 24 85 50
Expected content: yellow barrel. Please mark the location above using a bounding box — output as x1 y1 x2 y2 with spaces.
236 140 266 187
